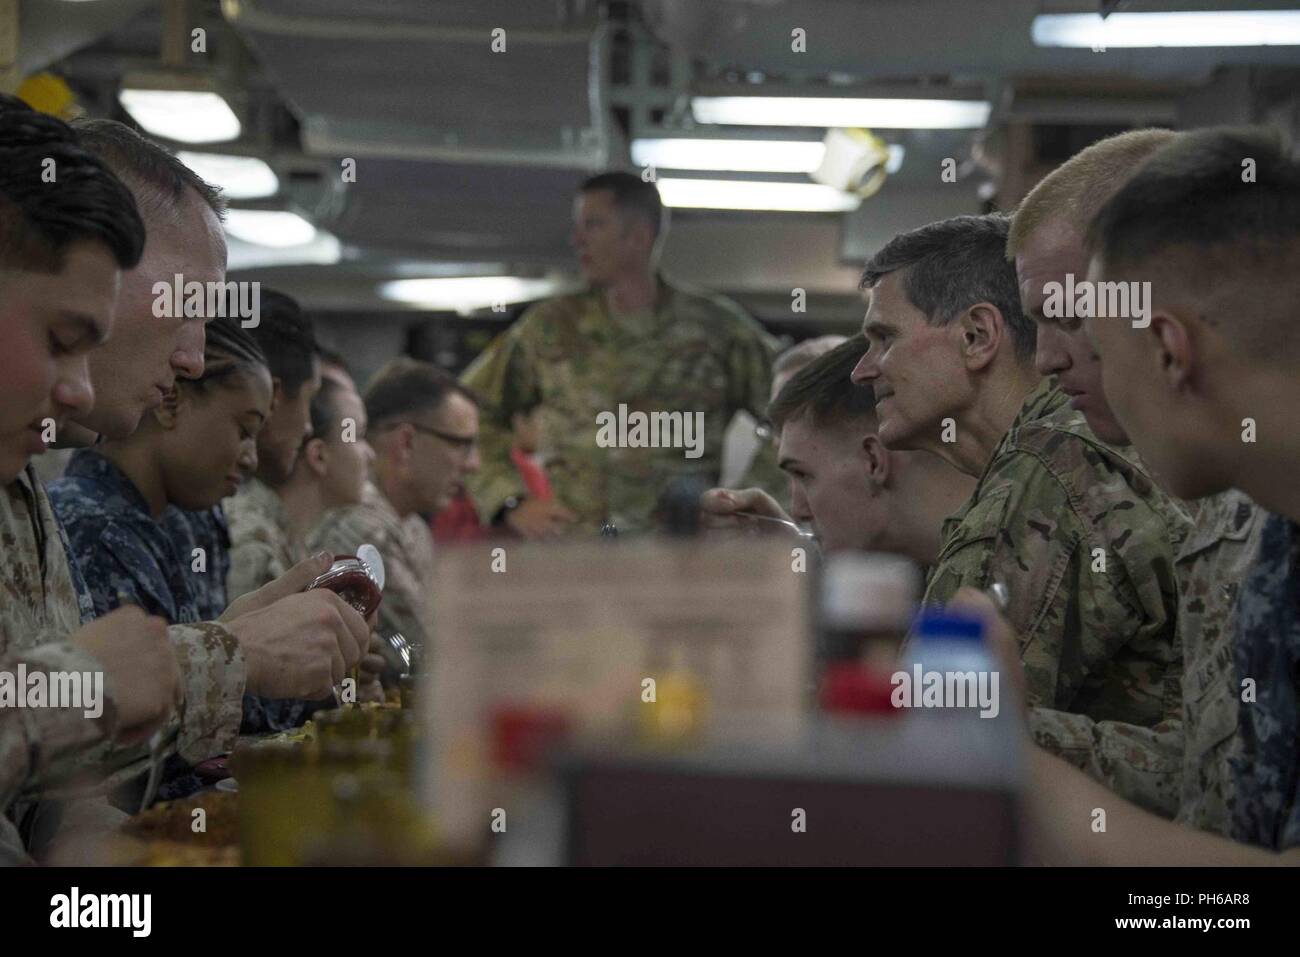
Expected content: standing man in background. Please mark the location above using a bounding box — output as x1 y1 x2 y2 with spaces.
462 171 778 537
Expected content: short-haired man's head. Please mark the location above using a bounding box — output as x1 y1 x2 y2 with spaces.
0 95 145 273
1087 126 1300 363
72 117 226 223
769 335 875 433
860 213 1035 361
246 289 319 396
364 357 479 430
580 171 665 240
1007 128 1179 257
309 377 349 438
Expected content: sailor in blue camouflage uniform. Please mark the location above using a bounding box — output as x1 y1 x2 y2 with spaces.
161 505 230 622
50 319 315 760
1227 514 1300 851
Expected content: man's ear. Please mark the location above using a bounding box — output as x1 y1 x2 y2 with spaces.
1150 311 1194 393
958 303 1003 372
861 434 891 488
269 377 285 414
153 386 184 430
303 437 329 478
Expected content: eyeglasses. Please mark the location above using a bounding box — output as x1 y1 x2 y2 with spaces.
392 421 478 454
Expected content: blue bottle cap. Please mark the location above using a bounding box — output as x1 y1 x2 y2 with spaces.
914 610 985 642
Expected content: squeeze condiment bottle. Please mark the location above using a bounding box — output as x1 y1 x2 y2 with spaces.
307 544 385 618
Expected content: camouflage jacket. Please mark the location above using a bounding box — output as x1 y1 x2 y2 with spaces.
52 452 308 740
307 482 435 661
461 276 778 534
50 450 219 625
1028 490 1264 824
223 476 305 601
924 378 1190 728
1227 512 1300 850
1 466 245 831
163 505 231 622
0 641 111 862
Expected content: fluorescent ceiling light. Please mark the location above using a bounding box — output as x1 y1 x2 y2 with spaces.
380 276 565 311
691 96 990 130
177 152 278 200
119 89 241 143
631 138 826 173
225 233 341 271
224 210 317 248
656 178 861 212
1032 11 1300 48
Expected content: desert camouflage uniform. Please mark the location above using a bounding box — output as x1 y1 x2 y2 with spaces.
223 476 305 601
1227 512 1300 850
0 642 110 863
461 276 778 534
0 465 245 855
924 378 1190 729
1028 490 1264 824
307 482 435 660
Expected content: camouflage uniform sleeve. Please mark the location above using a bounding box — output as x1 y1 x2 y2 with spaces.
225 539 286 604
0 643 107 811
164 621 246 762
925 468 1086 707
922 462 1087 710
310 506 434 655
720 304 778 421
374 537 433 659
461 320 540 521
1028 710 1183 817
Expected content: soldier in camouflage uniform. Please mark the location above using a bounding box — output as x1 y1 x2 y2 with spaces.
0 100 184 858
462 172 777 536
1007 129 1269 825
1016 126 1300 861
1 108 371 857
224 476 307 602
854 213 1184 733
1026 491 1264 823
311 359 480 660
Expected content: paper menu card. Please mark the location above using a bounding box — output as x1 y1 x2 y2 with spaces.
421 537 810 846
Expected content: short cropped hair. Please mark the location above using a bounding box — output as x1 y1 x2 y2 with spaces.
772 334 848 379
769 335 876 431
247 289 319 397
0 95 145 272
861 213 1035 360
309 378 348 439
1087 126 1300 361
73 118 226 222
580 171 664 239
364 357 479 429
1008 128 1179 257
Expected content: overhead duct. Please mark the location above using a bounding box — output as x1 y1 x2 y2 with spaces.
223 0 613 169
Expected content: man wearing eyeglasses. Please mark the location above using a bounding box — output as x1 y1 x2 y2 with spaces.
310 358 481 657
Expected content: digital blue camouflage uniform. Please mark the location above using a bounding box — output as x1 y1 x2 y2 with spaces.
162 505 231 622
1227 512 1300 851
52 451 311 752
174 503 323 733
